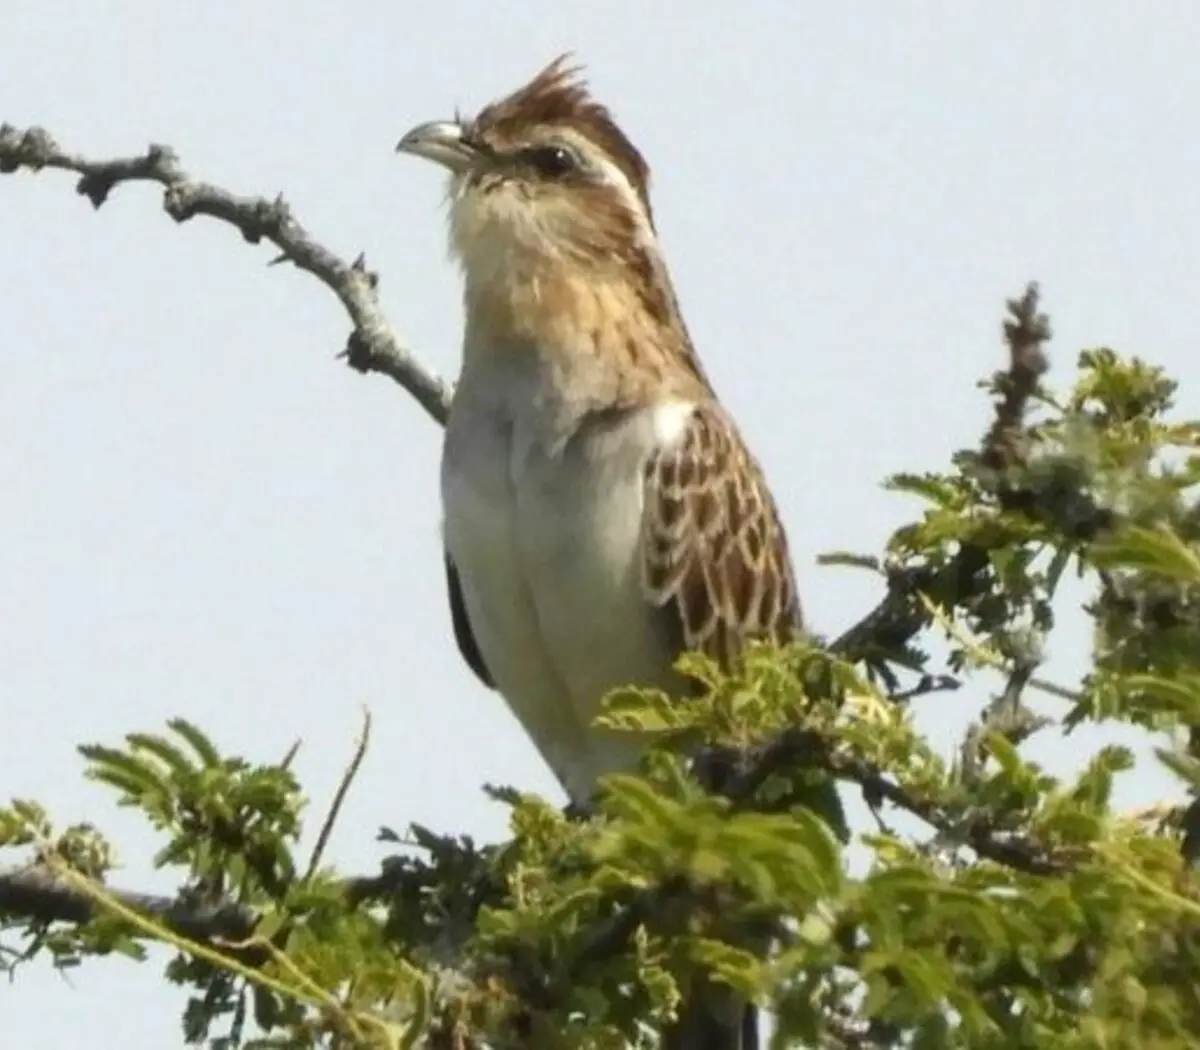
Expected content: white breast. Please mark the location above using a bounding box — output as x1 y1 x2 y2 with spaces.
441 370 694 802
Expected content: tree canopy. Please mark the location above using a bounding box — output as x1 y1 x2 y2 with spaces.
3 124 1200 1050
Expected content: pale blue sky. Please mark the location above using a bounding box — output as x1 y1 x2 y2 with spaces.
3 3 1199 1046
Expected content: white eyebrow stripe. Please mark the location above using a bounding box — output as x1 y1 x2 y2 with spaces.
550 127 655 238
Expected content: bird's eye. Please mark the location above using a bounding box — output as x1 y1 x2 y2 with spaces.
522 144 579 178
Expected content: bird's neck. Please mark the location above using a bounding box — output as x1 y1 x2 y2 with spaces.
459 256 710 411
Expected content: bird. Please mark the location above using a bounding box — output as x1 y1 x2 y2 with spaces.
397 56 803 1050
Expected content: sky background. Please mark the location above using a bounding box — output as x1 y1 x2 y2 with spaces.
3 3 1200 1046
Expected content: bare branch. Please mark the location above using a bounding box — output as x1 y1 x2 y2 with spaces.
0 123 452 426
305 709 372 882
0 859 416 964
0 863 257 945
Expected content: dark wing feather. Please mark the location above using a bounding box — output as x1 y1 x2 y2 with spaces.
641 401 802 667
444 552 495 689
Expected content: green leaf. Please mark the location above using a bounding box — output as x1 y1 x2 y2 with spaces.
1092 525 1200 584
79 745 169 796
885 472 967 509
87 767 164 804
1123 674 1200 719
167 719 223 768
125 732 198 777
8 799 51 839
789 779 848 845
685 938 764 997
399 971 431 1050
596 687 688 732
983 731 1023 776
597 773 684 831
1155 747 1200 788
891 948 952 1006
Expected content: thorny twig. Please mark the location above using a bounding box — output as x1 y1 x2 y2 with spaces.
0 124 452 424
831 287 1053 669
959 288 1054 781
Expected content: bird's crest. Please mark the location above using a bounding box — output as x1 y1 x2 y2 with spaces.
473 54 653 215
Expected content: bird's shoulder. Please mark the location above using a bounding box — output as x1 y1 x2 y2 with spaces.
640 396 803 664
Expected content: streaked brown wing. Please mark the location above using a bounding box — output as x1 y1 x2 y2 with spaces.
641 402 802 667
444 551 495 689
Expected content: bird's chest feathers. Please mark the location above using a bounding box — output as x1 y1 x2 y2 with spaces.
445 411 646 608
443 374 682 638
441 361 694 789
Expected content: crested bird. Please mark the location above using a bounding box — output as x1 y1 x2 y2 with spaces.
397 56 803 1050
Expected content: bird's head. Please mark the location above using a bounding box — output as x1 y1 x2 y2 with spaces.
397 56 663 298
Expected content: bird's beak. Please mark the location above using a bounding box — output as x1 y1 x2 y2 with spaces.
395 120 483 174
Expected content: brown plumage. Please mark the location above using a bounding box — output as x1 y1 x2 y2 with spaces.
471 55 654 220
642 400 800 669
397 56 803 1050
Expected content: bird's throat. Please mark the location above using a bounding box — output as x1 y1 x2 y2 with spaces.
460 261 706 407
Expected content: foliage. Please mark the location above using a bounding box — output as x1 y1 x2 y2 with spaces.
6 289 1200 1049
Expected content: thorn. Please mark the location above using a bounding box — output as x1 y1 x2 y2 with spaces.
279 739 302 769
266 251 290 267
145 143 179 174
351 251 379 289
76 173 111 209
341 330 371 372
255 194 290 231
0 123 18 172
